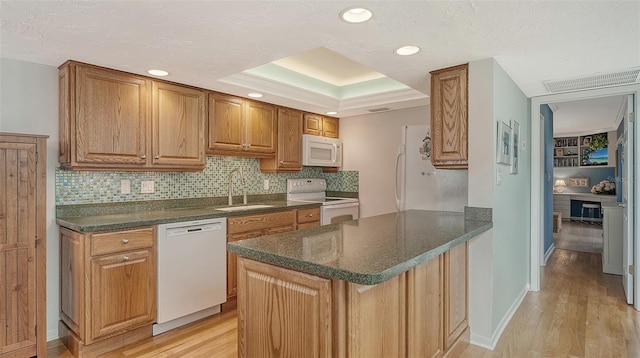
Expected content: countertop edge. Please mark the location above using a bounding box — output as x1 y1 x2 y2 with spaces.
228 220 493 285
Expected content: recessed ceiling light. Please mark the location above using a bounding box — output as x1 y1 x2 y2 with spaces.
326 111 338 115
395 46 421 56
340 7 373 23
248 93 263 98
147 69 169 76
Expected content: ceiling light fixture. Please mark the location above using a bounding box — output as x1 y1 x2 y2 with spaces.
340 7 373 23
147 69 169 76
395 46 420 56
248 92 263 98
326 111 338 115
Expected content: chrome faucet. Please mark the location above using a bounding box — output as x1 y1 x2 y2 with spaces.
228 168 247 206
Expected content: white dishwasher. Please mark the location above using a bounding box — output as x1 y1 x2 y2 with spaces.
153 218 227 336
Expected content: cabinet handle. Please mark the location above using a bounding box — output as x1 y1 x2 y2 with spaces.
141 155 146 159
123 256 129 261
308 214 313 217
122 239 129 244
154 155 160 159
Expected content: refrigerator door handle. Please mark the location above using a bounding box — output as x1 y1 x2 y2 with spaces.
395 147 404 212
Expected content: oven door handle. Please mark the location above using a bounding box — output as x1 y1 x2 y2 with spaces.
323 203 359 209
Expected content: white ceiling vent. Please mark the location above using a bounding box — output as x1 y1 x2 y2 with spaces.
368 107 391 113
543 68 640 94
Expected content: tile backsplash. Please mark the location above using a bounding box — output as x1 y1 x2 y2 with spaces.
55 156 358 205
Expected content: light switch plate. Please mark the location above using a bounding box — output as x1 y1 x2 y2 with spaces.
141 181 155 193
120 179 130 194
496 169 502 185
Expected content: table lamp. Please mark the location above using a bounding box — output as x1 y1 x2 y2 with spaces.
554 179 567 193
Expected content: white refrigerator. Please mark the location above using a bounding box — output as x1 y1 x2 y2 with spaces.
395 125 468 212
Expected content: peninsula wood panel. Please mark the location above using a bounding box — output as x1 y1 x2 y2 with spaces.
345 275 406 358
407 255 443 358
72 64 149 166
260 107 303 172
0 134 47 358
430 64 468 169
151 81 206 168
443 242 468 350
237 258 332 358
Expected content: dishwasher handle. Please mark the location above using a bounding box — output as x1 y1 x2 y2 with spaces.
165 223 224 237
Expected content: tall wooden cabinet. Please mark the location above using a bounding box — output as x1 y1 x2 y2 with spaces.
58 61 206 171
430 64 468 169
0 133 47 358
260 107 303 172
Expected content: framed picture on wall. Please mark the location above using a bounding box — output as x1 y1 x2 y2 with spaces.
496 121 511 165
510 120 520 174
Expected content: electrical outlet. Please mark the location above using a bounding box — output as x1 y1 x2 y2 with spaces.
263 179 269 190
141 180 155 194
120 179 130 194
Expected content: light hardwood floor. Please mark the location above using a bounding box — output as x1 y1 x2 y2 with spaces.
554 221 604 254
48 249 638 358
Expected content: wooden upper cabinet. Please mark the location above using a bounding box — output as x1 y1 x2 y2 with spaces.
303 113 339 138
64 63 150 167
207 93 276 157
260 107 303 172
430 63 468 169
244 100 276 154
152 81 206 168
58 61 206 171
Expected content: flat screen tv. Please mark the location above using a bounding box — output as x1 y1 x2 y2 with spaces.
581 147 608 166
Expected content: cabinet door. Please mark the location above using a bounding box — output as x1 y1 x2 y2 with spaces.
443 242 468 350
208 93 245 152
89 249 155 343
430 64 468 169
237 258 332 358
303 113 323 136
152 81 206 168
75 65 149 165
322 117 339 138
244 100 276 154
407 255 443 358
277 108 303 170
0 142 38 355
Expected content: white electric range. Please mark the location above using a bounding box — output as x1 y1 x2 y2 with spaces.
286 178 359 225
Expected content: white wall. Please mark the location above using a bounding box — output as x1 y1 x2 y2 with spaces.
340 106 428 217
0 58 60 340
467 58 531 348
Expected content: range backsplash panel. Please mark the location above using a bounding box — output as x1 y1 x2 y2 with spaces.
55 156 358 205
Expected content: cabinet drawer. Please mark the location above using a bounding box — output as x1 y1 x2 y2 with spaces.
91 227 154 256
228 210 296 235
298 207 321 224
298 221 320 230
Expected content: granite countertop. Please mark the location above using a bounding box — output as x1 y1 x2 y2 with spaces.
227 209 492 285
56 196 322 232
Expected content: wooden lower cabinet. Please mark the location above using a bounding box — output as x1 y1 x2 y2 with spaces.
59 226 156 357
236 241 469 358
226 210 297 300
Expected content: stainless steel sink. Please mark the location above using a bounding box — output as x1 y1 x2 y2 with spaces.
216 204 274 212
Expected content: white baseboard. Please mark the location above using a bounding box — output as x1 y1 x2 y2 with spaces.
470 284 530 350
543 243 555 266
47 328 59 342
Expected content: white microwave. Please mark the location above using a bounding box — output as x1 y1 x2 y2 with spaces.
302 134 342 167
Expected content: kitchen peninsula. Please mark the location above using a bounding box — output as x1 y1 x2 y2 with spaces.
227 209 492 358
